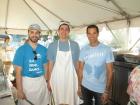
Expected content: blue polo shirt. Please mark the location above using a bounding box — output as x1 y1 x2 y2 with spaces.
47 40 80 68
13 43 47 77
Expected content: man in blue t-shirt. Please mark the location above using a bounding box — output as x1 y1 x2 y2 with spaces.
78 25 114 105
13 24 49 105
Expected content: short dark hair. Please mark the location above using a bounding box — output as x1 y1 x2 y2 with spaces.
86 24 99 34
4 36 10 42
58 23 70 31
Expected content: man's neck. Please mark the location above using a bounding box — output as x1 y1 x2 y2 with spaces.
90 41 100 47
28 40 37 50
59 38 68 42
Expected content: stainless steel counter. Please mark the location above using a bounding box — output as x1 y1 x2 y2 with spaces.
0 73 15 105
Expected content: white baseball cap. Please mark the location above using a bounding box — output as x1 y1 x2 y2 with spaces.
59 21 70 26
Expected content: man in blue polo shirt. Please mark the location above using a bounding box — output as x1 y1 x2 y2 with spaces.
13 24 49 105
47 22 80 105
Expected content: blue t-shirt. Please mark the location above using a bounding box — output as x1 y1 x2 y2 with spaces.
13 43 47 77
47 40 80 67
79 43 114 93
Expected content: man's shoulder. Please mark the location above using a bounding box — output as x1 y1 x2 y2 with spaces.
100 43 111 50
81 44 89 50
70 40 78 44
70 40 79 48
14 44 27 55
17 44 27 50
49 40 57 47
38 43 47 49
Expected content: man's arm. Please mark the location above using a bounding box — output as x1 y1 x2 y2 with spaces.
47 61 54 91
44 63 48 80
15 65 26 99
78 61 84 87
77 61 84 96
75 61 79 76
47 61 54 81
101 62 113 104
105 62 113 92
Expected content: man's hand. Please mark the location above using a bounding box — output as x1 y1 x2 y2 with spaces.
17 90 26 99
101 92 109 105
47 81 52 92
77 85 82 97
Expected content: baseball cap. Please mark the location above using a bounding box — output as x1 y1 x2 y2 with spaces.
59 21 70 26
28 24 41 32
58 21 71 30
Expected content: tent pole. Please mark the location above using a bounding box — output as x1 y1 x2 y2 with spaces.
77 0 120 15
5 0 10 33
32 0 75 28
73 15 140 29
108 0 130 18
23 0 50 30
0 27 47 31
105 23 121 47
126 18 131 50
32 0 64 21
129 38 140 51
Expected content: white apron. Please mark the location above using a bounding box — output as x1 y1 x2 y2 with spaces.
18 76 49 105
50 40 79 105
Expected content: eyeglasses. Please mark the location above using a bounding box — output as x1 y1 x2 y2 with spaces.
33 50 37 60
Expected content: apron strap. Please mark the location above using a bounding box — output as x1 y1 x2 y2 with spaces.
57 41 59 51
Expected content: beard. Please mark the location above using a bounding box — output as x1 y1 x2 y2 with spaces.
28 36 40 43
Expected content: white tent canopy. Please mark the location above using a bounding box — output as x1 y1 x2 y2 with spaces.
0 0 140 35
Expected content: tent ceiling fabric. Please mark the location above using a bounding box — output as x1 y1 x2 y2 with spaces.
0 0 140 34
